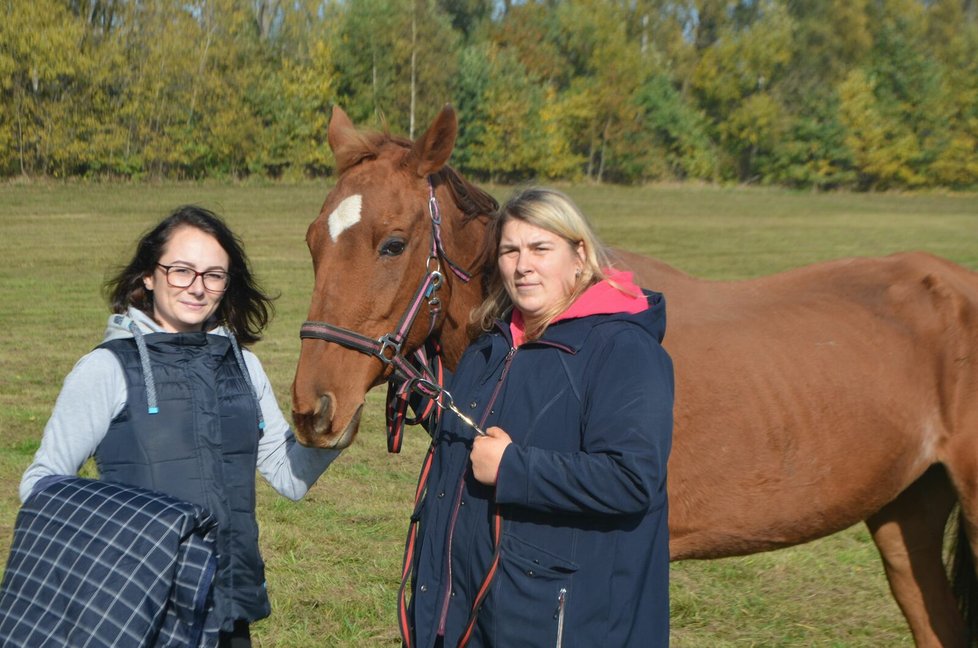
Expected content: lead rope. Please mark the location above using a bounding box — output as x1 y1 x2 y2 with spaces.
385 340 446 452
396 181 501 645
396 445 503 648
397 443 436 647
396 391 502 648
455 506 503 647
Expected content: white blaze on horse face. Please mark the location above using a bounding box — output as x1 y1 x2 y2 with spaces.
328 194 363 242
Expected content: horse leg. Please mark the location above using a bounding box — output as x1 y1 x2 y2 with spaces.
865 465 965 647
942 434 978 645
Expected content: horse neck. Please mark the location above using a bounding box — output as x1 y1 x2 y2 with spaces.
435 216 490 371
433 283 479 371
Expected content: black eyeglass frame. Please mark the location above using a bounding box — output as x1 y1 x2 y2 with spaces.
156 263 230 293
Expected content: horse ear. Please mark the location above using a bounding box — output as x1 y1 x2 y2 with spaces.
408 104 457 177
328 106 360 173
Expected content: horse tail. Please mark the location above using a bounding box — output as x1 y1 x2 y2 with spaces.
950 507 978 644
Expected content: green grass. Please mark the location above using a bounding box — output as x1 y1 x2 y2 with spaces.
1 181 976 646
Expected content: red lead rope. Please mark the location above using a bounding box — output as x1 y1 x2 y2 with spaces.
399 348 517 647
397 445 434 647
455 508 503 647
397 442 503 648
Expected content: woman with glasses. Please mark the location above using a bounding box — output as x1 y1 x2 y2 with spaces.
19 205 340 648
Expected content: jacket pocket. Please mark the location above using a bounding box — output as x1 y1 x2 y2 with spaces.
492 533 578 647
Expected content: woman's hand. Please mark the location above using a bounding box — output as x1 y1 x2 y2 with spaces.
470 426 513 486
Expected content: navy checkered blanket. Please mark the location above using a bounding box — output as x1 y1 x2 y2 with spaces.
0 477 220 647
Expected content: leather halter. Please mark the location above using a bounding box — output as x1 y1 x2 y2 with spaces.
299 177 473 452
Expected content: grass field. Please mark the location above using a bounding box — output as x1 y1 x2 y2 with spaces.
1 181 976 646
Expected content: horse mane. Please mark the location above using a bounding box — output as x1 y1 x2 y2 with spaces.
433 165 499 222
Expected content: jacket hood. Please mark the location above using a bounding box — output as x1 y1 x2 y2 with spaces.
103 307 230 343
509 270 666 349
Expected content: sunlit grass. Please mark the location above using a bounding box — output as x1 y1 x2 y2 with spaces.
0 180 975 646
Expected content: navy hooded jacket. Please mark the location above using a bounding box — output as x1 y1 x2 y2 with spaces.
407 287 674 648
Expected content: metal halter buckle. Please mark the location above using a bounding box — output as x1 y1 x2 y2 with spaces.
377 334 403 364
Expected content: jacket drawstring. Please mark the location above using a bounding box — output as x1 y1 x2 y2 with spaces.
228 333 266 433
128 322 160 415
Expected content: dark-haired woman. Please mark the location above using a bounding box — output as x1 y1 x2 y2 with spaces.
20 205 340 647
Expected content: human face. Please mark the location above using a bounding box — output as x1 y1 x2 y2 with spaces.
143 226 230 333
498 219 585 325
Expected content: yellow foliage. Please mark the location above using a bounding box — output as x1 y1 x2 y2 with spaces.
838 70 926 188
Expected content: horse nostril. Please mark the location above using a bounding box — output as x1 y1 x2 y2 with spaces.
313 394 334 436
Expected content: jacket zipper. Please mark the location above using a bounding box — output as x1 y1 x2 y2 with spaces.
480 347 518 430
437 346 517 637
556 588 567 648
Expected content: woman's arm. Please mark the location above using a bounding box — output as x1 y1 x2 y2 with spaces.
493 328 674 517
19 350 126 502
246 350 341 501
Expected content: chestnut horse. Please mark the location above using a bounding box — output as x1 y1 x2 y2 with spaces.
292 105 978 647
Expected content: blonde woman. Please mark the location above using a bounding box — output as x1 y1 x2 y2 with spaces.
403 188 674 648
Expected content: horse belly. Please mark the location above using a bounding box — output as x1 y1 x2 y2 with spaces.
661 300 942 561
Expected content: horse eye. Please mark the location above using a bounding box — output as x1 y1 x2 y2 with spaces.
380 238 406 257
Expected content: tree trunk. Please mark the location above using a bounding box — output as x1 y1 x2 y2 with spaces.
586 136 596 181
16 97 25 176
410 6 417 139
597 117 612 183
188 9 215 127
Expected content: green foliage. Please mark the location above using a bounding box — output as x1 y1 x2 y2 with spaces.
690 1 795 182
767 94 856 189
838 68 926 190
450 44 492 172
1 0 977 188
784 0 873 86
460 46 556 181
633 75 718 181
0 0 88 176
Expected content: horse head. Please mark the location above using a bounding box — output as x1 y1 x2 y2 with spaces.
291 105 496 449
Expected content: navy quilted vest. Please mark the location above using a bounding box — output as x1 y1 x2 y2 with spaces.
96 332 270 629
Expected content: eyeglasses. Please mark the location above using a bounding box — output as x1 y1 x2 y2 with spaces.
156 264 230 292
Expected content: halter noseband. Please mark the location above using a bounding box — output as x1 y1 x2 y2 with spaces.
299 177 472 452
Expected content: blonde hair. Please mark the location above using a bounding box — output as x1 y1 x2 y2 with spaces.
472 187 614 340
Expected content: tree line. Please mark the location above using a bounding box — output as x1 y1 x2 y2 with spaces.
3 0 977 189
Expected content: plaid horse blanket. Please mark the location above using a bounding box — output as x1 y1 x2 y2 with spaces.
0 477 220 647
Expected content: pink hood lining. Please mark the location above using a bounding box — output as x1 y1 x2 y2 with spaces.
510 270 648 347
